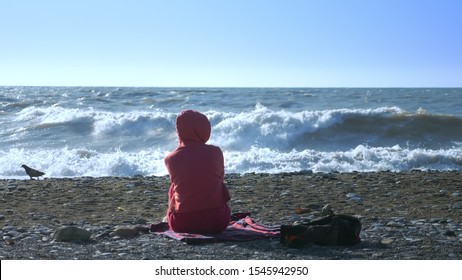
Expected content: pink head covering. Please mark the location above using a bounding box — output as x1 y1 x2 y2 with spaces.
175 110 211 145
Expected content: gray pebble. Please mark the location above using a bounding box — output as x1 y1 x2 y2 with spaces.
53 226 92 242
451 202 462 209
2 225 17 231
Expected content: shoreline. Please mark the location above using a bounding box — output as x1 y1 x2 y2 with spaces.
2 168 461 179
1 170 461 259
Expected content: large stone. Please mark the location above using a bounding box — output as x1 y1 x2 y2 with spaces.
112 226 140 238
53 226 92 242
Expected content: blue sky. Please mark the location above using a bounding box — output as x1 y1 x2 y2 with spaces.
1 0 461 87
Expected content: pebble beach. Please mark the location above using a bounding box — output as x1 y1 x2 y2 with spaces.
1 171 461 260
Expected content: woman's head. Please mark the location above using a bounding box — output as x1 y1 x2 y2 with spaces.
175 110 211 145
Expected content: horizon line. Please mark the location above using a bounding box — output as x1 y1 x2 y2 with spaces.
1 84 461 89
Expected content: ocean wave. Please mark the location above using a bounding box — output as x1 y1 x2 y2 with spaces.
5 104 462 153
13 106 177 139
2 101 462 177
209 105 462 151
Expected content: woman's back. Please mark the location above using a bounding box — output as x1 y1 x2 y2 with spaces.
164 110 231 234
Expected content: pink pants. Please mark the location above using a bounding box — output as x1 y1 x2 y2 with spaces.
168 204 231 234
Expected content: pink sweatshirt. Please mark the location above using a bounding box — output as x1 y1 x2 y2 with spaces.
164 110 231 214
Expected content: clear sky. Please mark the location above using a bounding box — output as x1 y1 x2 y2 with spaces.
1 0 461 87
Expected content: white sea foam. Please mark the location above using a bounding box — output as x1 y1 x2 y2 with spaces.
0 147 169 179
1 144 460 179
223 145 462 174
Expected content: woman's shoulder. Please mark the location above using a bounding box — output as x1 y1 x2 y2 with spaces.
167 143 221 155
206 144 223 153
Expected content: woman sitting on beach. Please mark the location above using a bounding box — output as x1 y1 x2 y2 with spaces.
164 110 231 234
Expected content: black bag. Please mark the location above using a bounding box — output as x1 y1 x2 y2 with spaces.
280 214 361 248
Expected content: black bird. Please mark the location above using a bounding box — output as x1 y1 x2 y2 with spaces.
21 165 45 180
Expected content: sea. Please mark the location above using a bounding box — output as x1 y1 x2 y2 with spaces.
1 87 461 179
